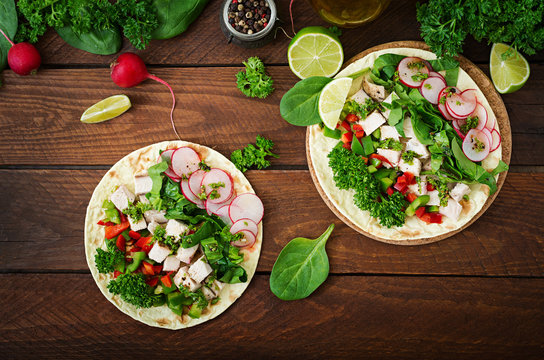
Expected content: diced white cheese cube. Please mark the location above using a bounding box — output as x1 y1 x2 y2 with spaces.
380 125 400 141
201 286 217 301
165 219 188 239
398 157 422 177
349 89 370 105
376 148 401 168
450 183 471 202
439 198 463 221
148 242 171 263
109 185 135 211
173 266 189 287
134 173 153 196
427 190 441 206
402 116 416 138
176 244 199 264
188 256 213 283
405 138 430 159
147 221 162 235
163 255 181 272
139 194 150 204
363 76 386 102
144 209 168 224
128 216 147 232
358 111 386 136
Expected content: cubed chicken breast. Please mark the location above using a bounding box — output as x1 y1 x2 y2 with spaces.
182 277 201 292
188 256 213 283
380 125 401 141
427 190 441 206
358 111 386 136
128 216 147 232
450 183 471 202
211 280 224 294
165 219 188 239
144 209 168 224
439 198 463 221
362 75 386 102
405 138 430 159
147 221 162 235
148 242 171 263
139 194 150 204
376 148 401 168
402 116 416 138
201 286 217 301
422 159 432 172
407 175 427 196
163 255 181 272
110 185 135 211
173 266 189 287
176 244 199 264
380 92 398 120
349 89 370 105
398 157 422 177
134 173 153 196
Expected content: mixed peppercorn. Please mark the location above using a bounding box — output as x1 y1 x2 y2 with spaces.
228 0 271 35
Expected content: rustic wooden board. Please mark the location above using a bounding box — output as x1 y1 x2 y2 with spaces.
1 274 543 359
2 170 543 276
0 66 541 166
27 0 544 67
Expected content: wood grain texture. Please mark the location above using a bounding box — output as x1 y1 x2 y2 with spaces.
28 0 544 66
0 66 542 166
1 170 543 276
0 274 543 359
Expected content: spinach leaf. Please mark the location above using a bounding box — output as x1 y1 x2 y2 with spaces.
56 26 122 55
181 220 216 248
151 0 209 40
428 58 459 71
269 224 334 301
409 110 434 145
373 53 405 72
387 101 403 126
0 0 17 72
445 67 459 87
490 160 509 176
280 76 332 126
217 264 247 284
147 160 169 209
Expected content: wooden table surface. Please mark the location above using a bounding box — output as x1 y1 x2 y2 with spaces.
1 0 543 358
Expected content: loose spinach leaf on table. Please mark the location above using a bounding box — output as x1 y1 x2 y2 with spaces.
0 0 17 72
151 0 209 40
56 26 122 55
280 76 332 126
270 224 334 301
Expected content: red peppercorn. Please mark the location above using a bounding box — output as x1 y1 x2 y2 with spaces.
263 22 267 27
232 0 238 3
262 14 266 18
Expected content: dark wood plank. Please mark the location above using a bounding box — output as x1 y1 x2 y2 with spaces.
0 66 542 166
1 170 543 276
0 274 543 359
29 0 544 66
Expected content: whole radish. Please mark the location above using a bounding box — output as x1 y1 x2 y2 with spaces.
0 28 41 76
110 52 180 140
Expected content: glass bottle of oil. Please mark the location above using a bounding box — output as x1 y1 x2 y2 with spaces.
309 0 391 28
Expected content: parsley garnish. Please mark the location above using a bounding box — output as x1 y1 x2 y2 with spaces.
123 201 152 221
428 177 449 207
231 135 279 172
460 116 479 134
236 57 274 99
378 138 403 151
401 150 421 165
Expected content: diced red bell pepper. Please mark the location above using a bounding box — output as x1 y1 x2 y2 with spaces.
430 213 443 223
153 265 163 274
355 130 365 139
396 175 407 186
420 213 432 223
393 182 406 193
128 230 141 240
342 142 351 150
427 183 435 191
345 113 359 123
97 220 115 226
116 235 126 252
369 154 393 167
104 221 130 239
415 207 426 218
386 187 395 196
135 237 154 253
118 210 127 223
361 156 369 165
145 277 159 287
142 261 155 276
352 124 364 132
339 120 351 132
113 270 122 279
400 186 408 195
404 172 416 185
341 132 353 144
406 193 417 203
161 274 173 289
129 246 142 253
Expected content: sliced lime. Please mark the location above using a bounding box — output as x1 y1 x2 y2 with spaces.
490 43 530 94
318 77 352 130
81 94 131 124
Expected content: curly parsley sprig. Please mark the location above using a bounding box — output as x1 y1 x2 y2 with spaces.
231 135 279 172
236 57 274 99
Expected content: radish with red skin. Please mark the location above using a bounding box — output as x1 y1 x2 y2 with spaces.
490 129 501 152
215 205 232 225
429 71 445 82
230 218 258 237
481 127 493 146
0 28 41 76
469 103 488 130
229 193 264 224
452 120 466 139
462 129 490 162
180 179 205 208
110 52 180 140
159 149 181 181
461 89 478 103
205 193 234 215
446 93 477 119
201 168 233 204
438 102 456 121
170 147 201 178
188 169 207 197
397 57 430 88
485 114 496 131
419 76 446 104
231 229 256 248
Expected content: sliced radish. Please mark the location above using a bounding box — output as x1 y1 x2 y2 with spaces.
422 59 433 72
429 71 445 81
419 76 447 104
165 172 181 183
397 57 430 88
206 193 234 215
180 180 205 208
485 114 496 131
481 127 493 146
229 193 264 224
446 93 477 119
171 147 201 178
188 170 207 197
469 103 487 130
230 218 258 237
201 168 233 204
231 229 256 248
438 102 456 121
461 89 478 104
490 129 501 152
215 205 232 225
462 129 490 162
158 149 181 181
451 120 465 139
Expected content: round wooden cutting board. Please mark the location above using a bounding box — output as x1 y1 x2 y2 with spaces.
306 41 512 245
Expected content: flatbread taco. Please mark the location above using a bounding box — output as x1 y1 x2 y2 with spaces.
85 141 263 329
307 44 510 244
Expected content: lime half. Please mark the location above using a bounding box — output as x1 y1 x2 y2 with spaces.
288 26 344 80
81 94 131 123
490 43 530 94
318 77 352 130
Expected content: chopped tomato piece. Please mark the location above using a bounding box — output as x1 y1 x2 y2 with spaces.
339 120 351 132
97 220 115 226
396 175 407 186
352 124 364 132
427 183 435 191
345 113 359 123
104 221 130 239
153 265 163 274
404 172 415 185
113 270 122 279
128 230 141 240
129 246 142 253
142 261 155 276
369 154 393 167
386 187 395 196
400 186 408 195
406 193 417 203
430 213 443 224
420 213 432 223
355 130 365 139
135 237 154 253
145 277 159 287
341 132 353 144
415 207 426 218
161 274 173 288
116 235 126 252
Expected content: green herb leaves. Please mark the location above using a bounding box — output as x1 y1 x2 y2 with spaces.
0 0 17 72
230 135 278 172
280 76 332 126
236 56 274 99
270 224 334 301
151 0 209 40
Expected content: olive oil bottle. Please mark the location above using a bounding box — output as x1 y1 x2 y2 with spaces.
309 0 391 28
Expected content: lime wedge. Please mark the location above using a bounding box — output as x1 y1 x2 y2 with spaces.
288 26 344 80
490 43 530 94
318 77 353 130
81 95 131 123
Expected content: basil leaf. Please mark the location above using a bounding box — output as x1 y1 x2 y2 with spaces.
280 76 332 126
55 26 122 55
270 224 334 301
0 0 17 72
151 0 209 40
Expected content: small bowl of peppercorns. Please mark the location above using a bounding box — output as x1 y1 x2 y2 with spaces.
220 0 277 48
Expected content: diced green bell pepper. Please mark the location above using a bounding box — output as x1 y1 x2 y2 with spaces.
367 165 377 173
351 137 365 156
374 168 394 179
126 251 146 273
188 304 203 319
152 294 166 307
371 128 381 140
114 259 125 273
361 136 375 156
161 275 178 294
370 157 382 168
427 205 440 213
379 177 394 192
405 195 431 216
323 126 341 139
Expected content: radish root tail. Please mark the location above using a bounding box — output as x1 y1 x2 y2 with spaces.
0 28 15 46
148 74 181 141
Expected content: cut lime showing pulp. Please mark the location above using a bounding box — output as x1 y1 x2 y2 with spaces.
318 77 352 130
81 94 131 123
490 43 530 94
288 26 344 80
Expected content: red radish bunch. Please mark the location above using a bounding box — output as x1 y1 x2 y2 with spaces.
159 147 264 248
397 56 501 162
0 28 41 76
110 52 180 140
